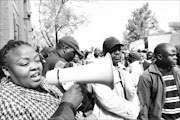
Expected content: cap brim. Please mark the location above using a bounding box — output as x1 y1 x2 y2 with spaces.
112 44 124 49
75 49 84 57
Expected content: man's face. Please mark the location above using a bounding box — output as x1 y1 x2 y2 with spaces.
147 52 153 60
94 48 101 57
63 46 76 62
140 52 146 61
109 45 122 66
161 46 177 67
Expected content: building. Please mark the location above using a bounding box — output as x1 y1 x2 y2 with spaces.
0 0 33 49
148 31 180 52
129 31 180 52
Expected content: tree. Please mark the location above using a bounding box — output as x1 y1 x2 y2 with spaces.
39 0 89 47
169 22 180 32
123 3 159 43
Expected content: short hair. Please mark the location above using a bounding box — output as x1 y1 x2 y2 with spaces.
141 49 147 53
154 43 173 57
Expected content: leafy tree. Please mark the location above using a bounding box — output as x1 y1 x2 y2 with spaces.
39 0 89 47
169 22 180 32
123 3 159 43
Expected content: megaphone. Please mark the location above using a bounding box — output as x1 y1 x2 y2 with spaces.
46 53 114 89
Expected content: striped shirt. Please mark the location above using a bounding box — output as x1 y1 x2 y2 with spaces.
161 73 180 120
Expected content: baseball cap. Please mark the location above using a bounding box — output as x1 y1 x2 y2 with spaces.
58 36 83 57
103 37 123 54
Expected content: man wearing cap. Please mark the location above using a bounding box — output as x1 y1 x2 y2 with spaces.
92 37 140 120
43 35 84 106
43 36 83 76
43 36 96 119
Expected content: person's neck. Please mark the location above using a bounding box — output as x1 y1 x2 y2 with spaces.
156 61 172 72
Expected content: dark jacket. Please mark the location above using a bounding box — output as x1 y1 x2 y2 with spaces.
50 102 76 120
137 63 180 120
142 60 151 71
43 51 67 76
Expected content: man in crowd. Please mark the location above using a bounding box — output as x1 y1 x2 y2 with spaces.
139 49 151 70
43 36 95 119
137 43 180 120
128 51 144 88
43 36 83 76
146 51 154 61
92 37 140 120
94 47 102 59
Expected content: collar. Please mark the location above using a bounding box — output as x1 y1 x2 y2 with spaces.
54 51 67 63
148 63 163 76
148 63 180 76
55 50 62 59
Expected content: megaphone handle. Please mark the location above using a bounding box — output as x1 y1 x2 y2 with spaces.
57 69 60 81
76 103 82 110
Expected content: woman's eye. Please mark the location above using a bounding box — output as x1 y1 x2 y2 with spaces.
20 62 28 66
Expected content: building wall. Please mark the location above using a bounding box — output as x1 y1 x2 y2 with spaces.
148 34 172 52
0 0 33 49
0 0 10 48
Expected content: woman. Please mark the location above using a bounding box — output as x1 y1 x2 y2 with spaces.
0 40 83 120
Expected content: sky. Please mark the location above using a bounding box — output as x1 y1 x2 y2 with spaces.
30 0 180 51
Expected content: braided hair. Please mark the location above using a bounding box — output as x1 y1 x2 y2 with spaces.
0 40 31 78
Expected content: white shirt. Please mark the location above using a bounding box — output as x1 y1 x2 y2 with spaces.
92 64 140 120
128 61 144 87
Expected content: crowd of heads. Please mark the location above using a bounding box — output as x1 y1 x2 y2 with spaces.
0 36 179 120
2 36 179 80
1 37 179 89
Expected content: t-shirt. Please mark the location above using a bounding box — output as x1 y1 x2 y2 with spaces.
161 71 180 120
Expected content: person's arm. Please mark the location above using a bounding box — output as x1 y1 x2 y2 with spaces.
50 102 76 120
92 84 140 120
50 84 83 120
137 75 151 120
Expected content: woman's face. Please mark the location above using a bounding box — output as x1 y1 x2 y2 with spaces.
5 45 43 89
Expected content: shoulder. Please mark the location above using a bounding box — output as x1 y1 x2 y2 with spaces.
139 68 153 84
46 53 60 62
0 84 24 108
0 81 15 97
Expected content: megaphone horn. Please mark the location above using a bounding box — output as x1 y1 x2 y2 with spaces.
46 53 114 89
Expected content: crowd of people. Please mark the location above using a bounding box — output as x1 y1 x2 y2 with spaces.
0 35 180 120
